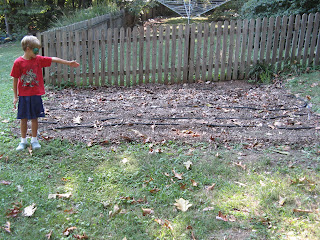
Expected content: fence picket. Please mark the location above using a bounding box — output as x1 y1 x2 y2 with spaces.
151 26 157 84
201 23 209 81
170 25 177 83
94 29 100 86
139 26 144 85
43 33 50 84
297 14 308 63
119 27 125 86
226 20 235 80
107 28 112 85
259 17 268 63
158 25 164 83
189 24 196 82
302 13 314 65
214 21 222 81
145 26 151 84
239 19 248 80
284 15 295 64
315 29 320 66
164 25 170 84
207 22 216 81
220 21 228 81
88 29 93 85
69 31 75 84
291 15 301 62
125 28 132 86
245 19 255 77
277 16 288 71
233 19 241 80
271 16 281 67
183 25 190 83
253 18 261 65
62 31 68 84
194 24 202 81
132 27 138 85
309 13 320 66
176 25 183 83
100 29 106 86
113 28 119 86
81 30 87 86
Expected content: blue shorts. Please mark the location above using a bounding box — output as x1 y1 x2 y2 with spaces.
17 96 45 119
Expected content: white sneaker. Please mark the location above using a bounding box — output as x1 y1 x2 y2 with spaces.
16 143 28 151
31 141 41 150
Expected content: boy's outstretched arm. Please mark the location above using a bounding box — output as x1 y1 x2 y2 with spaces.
13 77 18 109
51 57 80 68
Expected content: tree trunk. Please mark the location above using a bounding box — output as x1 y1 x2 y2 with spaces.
4 13 11 36
58 0 65 9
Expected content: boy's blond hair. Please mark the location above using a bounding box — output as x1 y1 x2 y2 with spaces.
21 35 41 51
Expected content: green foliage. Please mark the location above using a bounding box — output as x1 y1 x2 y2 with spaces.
241 0 320 19
118 0 158 15
286 70 320 113
248 62 274 84
50 3 119 29
208 0 245 22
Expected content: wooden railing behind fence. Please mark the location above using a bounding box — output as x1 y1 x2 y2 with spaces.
38 12 320 87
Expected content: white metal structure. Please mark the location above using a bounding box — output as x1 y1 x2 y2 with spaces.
155 0 230 21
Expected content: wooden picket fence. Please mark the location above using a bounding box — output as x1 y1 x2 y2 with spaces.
38 12 320 87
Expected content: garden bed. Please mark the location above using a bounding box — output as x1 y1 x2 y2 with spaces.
12 80 320 147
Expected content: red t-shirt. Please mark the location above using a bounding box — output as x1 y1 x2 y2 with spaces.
10 55 52 96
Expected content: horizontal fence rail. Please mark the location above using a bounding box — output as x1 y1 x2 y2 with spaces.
38 12 320 87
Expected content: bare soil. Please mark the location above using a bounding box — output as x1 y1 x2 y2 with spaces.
14 80 320 148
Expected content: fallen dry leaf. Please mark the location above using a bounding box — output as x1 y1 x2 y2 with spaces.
154 219 164 225
6 202 22 218
48 192 72 199
234 161 246 170
150 187 160 193
0 180 12 185
279 196 286 206
179 183 187 190
183 161 193 170
63 226 77 236
46 230 53 240
73 116 82 124
216 211 228 221
293 208 315 213
142 208 154 216
206 183 216 191
164 220 173 231
22 203 37 217
174 198 192 212
191 179 198 187
73 233 89 239
203 207 214 211
1 221 11 233
109 204 121 218
144 176 153 184
172 169 183 180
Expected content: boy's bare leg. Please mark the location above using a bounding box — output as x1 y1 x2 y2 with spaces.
31 118 38 138
16 119 28 150
31 118 41 149
20 119 28 138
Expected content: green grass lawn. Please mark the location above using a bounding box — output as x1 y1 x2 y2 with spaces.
0 42 320 240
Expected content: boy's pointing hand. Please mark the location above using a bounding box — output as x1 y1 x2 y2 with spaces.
69 60 80 68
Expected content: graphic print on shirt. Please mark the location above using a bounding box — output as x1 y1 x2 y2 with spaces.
21 69 38 87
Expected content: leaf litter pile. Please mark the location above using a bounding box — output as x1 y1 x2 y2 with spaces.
17 80 319 147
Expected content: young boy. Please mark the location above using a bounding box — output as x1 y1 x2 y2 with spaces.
11 35 80 151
